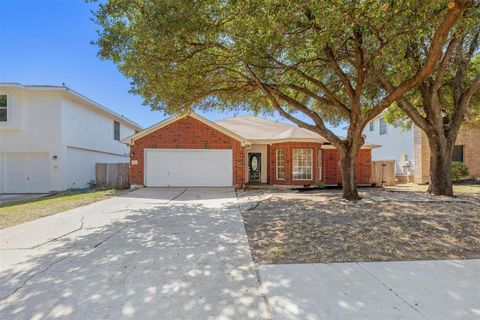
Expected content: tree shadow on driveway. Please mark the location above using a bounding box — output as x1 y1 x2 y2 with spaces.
0 191 269 319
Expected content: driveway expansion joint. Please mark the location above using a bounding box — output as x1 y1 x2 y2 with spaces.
236 192 273 319
357 262 429 320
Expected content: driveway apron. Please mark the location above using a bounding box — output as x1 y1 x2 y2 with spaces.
0 187 269 320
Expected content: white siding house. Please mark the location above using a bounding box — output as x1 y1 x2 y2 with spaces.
363 113 415 179
0 83 142 193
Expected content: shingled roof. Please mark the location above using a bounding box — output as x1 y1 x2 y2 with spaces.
216 116 328 143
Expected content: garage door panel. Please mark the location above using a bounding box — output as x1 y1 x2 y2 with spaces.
145 149 232 187
2 153 50 193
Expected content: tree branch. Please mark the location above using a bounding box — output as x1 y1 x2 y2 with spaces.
242 62 317 131
267 85 345 147
361 0 468 129
432 36 460 91
353 25 366 101
243 62 345 147
285 84 350 117
325 46 356 101
268 56 352 115
450 73 480 132
375 73 430 132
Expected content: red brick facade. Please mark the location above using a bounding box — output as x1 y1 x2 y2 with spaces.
269 144 372 186
322 149 372 185
269 142 323 185
129 116 246 187
128 115 372 188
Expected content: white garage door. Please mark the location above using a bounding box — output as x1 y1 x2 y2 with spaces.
145 149 233 187
1 153 50 193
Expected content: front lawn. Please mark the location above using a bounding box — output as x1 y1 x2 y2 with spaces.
242 187 480 264
0 189 127 229
387 183 480 195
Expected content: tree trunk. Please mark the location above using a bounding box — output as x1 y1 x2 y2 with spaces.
427 136 454 196
339 149 361 200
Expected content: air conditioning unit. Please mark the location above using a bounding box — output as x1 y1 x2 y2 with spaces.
400 153 410 167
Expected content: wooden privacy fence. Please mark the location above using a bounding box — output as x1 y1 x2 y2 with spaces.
372 160 396 186
95 163 129 188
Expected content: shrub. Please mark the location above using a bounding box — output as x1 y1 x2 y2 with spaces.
317 182 326 189
452 162 469 181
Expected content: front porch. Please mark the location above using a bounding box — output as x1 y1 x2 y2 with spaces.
243 142 373 187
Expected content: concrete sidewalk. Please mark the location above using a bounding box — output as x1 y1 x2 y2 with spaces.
259 259 480 320
0 187 269 319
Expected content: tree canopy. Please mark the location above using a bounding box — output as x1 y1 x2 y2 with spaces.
383 9 480 131
92 0 469 199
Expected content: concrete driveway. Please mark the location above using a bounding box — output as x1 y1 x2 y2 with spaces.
0 187 269 319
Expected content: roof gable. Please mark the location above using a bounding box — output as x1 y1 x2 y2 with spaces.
122 113 250 145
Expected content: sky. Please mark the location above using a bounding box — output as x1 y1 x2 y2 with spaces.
0 0 344 134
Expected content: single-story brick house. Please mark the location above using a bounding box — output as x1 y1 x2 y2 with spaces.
122 113 379 188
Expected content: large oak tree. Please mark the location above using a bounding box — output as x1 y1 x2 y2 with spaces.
92 0 469 199
377 7 480 196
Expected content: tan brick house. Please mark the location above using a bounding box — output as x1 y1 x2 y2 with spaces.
414 125 480 184
122 113 378 188
364 112 480 184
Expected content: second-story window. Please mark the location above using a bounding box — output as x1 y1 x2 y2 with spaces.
369 121 374 131
379 117 387 135
114 121 120 141
0 95 7 122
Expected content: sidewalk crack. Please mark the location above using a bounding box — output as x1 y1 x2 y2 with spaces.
0 216 85 251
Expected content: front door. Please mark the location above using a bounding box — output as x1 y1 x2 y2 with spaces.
248 153 261 183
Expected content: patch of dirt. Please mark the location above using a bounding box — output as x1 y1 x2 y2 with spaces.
241 188 480 264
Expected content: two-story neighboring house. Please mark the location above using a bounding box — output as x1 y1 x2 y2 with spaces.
362 114 415 182
0 83 142 193
363 112 480 184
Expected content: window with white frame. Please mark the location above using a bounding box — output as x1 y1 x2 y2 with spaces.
276 149 285 180
379 117 387 135
0 95 7 122
369 121 374 131
292 149 312 180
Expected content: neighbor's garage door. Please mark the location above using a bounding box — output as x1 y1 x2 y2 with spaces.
144 149 232 187
1 153 50 193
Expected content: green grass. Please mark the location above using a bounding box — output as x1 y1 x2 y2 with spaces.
387 183 480 194
0 189 127 230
